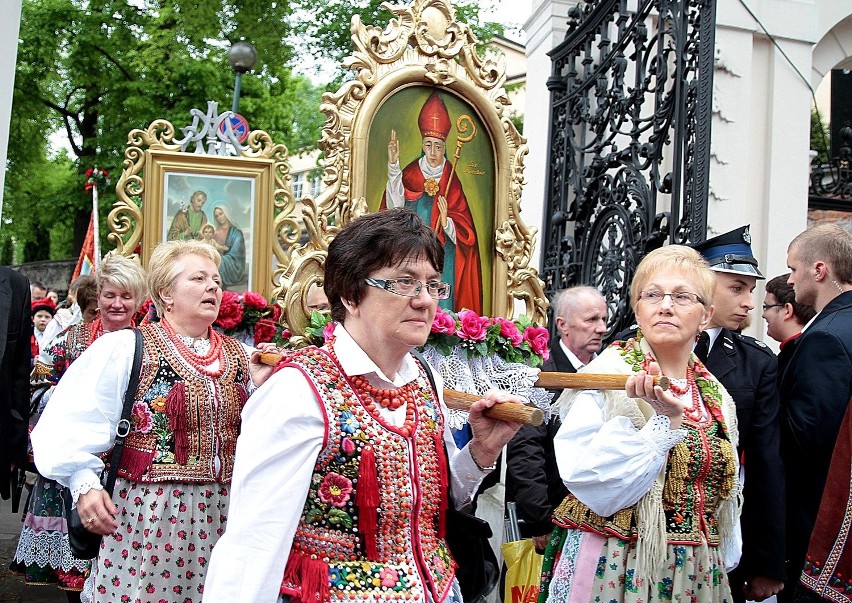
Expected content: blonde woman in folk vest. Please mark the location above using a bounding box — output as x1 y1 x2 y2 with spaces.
204 208 523 602
31 240 280 603
540 246 742 603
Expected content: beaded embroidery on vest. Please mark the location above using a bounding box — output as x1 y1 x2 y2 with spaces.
117 323 251 483
279 346 456 603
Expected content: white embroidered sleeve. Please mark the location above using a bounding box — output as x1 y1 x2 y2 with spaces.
638 414 686 456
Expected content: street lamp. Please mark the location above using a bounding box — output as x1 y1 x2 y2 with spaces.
227 41 258 113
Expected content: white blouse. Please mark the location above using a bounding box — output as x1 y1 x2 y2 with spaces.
554 389 685 518
202 325 489 603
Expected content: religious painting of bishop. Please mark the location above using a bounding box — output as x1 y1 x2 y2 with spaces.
373 88 491 315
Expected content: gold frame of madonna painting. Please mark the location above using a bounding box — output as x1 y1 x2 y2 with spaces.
107 112 294 299
273 0 548 338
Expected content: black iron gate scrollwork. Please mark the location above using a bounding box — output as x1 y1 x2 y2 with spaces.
539 0 717 339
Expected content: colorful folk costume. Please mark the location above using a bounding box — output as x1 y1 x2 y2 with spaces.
539 335 743 603
382 91 483 314
30 322 253 603
800 395 852 602
203 324 490 602
12 319 107 591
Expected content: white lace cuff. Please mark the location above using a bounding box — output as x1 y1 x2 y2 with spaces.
69 469 104 506
639 414 685 456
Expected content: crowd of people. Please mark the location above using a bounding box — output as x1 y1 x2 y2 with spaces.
0 212 851 603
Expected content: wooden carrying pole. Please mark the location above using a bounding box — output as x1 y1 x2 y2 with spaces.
257 353 669 427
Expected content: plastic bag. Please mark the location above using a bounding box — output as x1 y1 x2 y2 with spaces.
501 538 544 603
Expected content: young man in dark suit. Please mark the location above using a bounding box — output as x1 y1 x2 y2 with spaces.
0 266 32 505
505 286 607 551
692 225 785 603
780 223 852 601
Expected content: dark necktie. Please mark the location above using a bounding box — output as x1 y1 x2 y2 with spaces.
694 331 710 363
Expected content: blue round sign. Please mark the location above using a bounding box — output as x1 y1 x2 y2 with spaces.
220 113 250 142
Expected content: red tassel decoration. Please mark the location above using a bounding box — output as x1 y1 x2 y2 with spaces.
435 433 449 539
280 553 330 603
300 555 330 603
119 447 154 480
165 381 189 464
357 445 380 560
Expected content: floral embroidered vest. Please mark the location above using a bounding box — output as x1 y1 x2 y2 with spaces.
117 323 251 484
279 346 456 603
38 321 97 382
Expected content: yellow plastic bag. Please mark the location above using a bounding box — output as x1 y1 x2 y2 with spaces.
501 538 544 603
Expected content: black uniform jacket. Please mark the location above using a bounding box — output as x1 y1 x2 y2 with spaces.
705 329 785 581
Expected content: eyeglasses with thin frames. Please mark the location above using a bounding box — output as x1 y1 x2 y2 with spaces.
762 303 784 311
638 290 704 306
365 277 452 300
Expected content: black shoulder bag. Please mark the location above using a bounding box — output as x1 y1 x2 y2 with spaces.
411 349 500 603
65 329 143 559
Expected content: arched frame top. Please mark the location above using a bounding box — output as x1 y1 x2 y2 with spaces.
274 0 548 342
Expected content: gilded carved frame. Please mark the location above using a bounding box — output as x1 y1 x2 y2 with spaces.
276 0 548 339
108 119 294 299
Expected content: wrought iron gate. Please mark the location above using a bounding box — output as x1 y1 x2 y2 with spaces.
539 0 717 338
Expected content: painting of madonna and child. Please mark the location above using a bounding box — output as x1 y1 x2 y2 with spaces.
163 173 253 292
367 87 495 316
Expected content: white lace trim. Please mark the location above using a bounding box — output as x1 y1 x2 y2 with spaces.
420 345 553 429
70 479 103 505
176 333 211 355
14 525 90 572
639 414 685 456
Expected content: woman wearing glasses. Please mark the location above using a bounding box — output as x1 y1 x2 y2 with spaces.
204 208 523 602
540 245 742 603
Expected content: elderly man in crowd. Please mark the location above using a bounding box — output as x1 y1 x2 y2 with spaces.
505 286 607 551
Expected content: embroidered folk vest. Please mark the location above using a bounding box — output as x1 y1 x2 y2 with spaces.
279 347 456 603
552 416 737 545
117 324 250 483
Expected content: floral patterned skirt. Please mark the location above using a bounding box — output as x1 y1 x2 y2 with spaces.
540 527 732 603
89 477 228 603
11 474 89 591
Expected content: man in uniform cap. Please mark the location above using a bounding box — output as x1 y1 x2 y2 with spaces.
692 225 785 602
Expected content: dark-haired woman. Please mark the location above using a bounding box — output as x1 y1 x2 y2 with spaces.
204 208 523 601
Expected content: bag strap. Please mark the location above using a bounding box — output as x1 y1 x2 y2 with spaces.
102 329 143 495
411 348 439 398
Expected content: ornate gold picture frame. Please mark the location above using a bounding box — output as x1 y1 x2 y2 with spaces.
275 0 547 336
108 117 293 299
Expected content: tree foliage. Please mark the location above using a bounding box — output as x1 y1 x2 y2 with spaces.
4 0 502 262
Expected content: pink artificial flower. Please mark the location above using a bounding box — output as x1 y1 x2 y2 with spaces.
431 309 457 334
318 472 353 507
131 402 154 434
323 320 336 342
341 437 356 455
241 291 268 310
494 317 523 346
523 325 551 361
457 309 490 341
